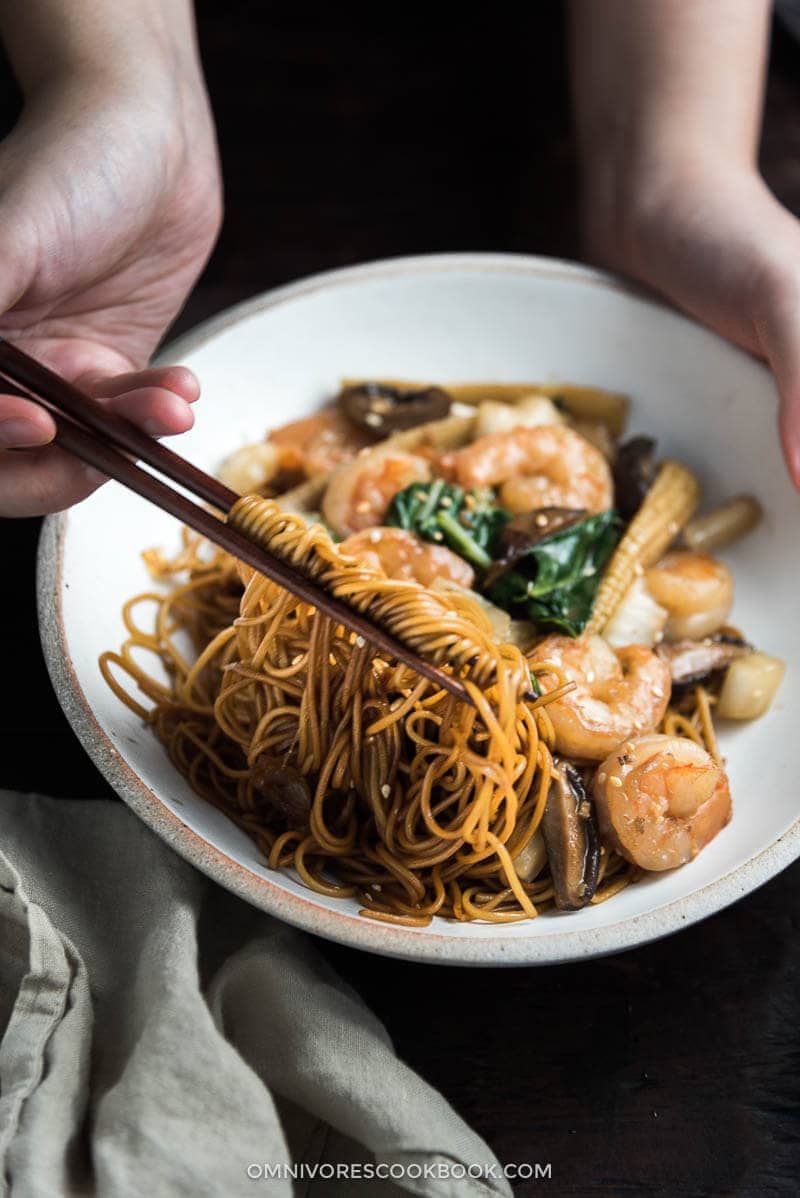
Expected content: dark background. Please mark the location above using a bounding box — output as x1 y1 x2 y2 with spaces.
2 7 799 1195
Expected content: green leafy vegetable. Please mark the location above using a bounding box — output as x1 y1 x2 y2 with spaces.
386 480 510 570
485 510 621 636
385 480 620 637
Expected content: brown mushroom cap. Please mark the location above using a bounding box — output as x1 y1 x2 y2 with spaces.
338 382 452 437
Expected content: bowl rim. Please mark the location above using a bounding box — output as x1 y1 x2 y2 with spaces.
37 250 800 966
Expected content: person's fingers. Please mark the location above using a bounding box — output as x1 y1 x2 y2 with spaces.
79 365 201 404
104 386 196 436
0 394 56 448
0 368 199 515
78 365 200 437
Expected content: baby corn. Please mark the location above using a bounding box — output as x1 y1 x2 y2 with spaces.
587 459 700 635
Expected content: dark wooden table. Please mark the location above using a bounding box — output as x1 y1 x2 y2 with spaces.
2 8 799 1195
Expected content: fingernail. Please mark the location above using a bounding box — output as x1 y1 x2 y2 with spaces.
0 418 49 448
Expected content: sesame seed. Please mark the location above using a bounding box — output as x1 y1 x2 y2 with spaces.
535 513 548 527
380 783 392 798
355 500 371 513
369 529 381 543
609 776 623 788
625 741 636 753
440 495 452 507
365 412 383 427
355 635 365 648
596 772 607 785
652 686 664 698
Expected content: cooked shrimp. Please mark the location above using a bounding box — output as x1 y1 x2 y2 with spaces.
441 424 613 514
528 634 671 761
322 447 431 537
593 733 732 870
645 550 733 640
339 527 475 588
267 405 372 476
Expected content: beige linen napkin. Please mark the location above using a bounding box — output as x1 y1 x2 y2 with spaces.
0 791 512 1198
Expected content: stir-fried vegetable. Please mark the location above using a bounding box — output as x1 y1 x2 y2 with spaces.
485 510 621 636
386 480 509 570
387 481 621 636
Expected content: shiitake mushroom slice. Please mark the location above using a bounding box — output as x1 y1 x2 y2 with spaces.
338 382 452 437
541 762 600 911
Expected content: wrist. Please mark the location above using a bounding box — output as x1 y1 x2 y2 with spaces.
579 153 761 278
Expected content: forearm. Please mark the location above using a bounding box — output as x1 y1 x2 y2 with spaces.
0 1 203 94
568 0 772 256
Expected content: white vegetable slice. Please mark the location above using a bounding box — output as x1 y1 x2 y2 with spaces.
432 577 511 642
603 577 668 649
474 395 565 438
217 442 281 494
716 652 786 720
512 830 547 882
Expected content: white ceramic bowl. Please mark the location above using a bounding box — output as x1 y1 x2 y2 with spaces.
38 253 800 965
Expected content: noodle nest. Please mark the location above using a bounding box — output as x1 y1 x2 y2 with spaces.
102 496 642 924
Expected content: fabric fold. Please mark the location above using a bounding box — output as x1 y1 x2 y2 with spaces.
0 792 512 1198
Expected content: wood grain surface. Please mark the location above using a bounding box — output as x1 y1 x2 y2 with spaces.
2 7 799 1194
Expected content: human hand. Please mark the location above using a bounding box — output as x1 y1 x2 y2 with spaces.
0 18 222 515
586 163 800 489
568 0 800 487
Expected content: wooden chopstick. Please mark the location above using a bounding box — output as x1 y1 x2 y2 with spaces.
0 337 234 510
0 336 473 705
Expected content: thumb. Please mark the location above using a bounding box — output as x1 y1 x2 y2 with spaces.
0 390 56 448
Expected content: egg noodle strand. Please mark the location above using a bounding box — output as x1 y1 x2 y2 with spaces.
99 497 725 925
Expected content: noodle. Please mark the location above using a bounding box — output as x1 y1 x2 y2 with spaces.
101 495 635 924
662 685 720 761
